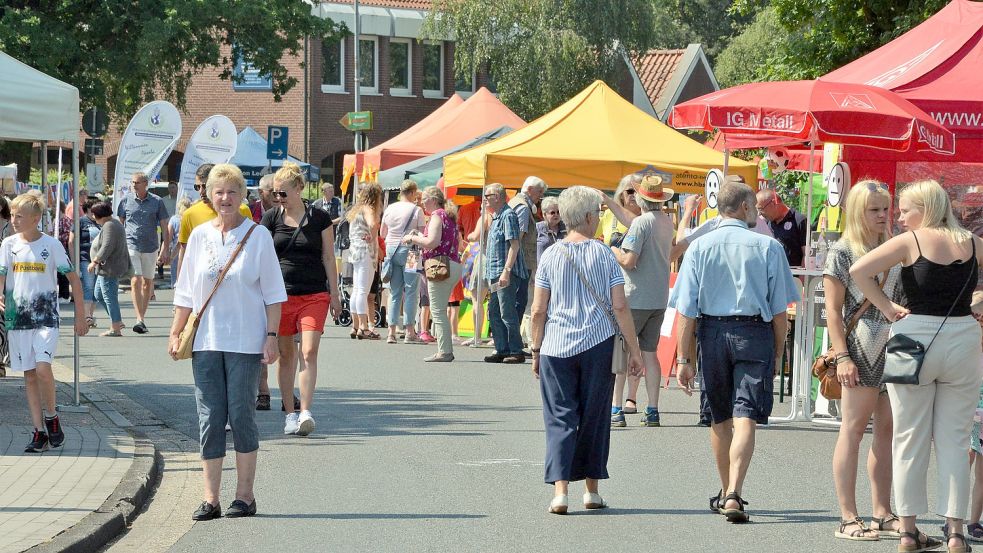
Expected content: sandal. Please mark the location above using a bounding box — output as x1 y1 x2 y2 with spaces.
944 524 975 553
623 398 638 414
966 523 983 543
86 316 97 328
359 330 381 340
350 329 358 339
898 529 943 553
718 491 749 523
387 334 397 344
99 329 122 337
709 489 723 513
836 517 880 541
872 513 903 539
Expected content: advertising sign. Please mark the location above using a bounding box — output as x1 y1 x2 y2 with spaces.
177 116 238 203
112 101 182 211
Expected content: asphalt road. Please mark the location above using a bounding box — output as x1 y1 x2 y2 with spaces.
58 290 947 553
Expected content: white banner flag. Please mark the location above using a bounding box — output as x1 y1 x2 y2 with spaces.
112 101 182 212
176 115 238 204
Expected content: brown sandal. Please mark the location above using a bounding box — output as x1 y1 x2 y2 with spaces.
871 514 902 539
898 529 943 553
836 517 879 541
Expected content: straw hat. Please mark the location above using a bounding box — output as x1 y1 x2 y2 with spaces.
636 174 674 202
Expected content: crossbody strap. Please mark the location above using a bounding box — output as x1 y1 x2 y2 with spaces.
923 244 978 354
198 224 258 317
280 205 310 254
557 243 621 335
845 270 888 336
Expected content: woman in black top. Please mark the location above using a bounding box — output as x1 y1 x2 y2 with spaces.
852 179 983 553
261 162 341 437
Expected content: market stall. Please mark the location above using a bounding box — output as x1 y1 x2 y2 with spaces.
229 126 311 184
377 126 515 190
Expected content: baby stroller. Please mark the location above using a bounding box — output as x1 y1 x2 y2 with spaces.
333 259 384 327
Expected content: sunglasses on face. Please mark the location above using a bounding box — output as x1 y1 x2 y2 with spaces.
544 210 559 215
866 182 889 192
272 191 289 198
624 189 636 195
194 184 203 191
483 193 498 199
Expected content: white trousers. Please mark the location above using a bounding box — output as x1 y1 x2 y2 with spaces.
887 314 983 518
350 257 375 315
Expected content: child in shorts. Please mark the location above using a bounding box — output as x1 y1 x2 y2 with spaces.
0 193 88 452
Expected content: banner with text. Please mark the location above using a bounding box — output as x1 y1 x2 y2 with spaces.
112 101 182 212
176 116 238 204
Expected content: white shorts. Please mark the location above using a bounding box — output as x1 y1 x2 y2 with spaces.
8 327 59 372
128 250 158 277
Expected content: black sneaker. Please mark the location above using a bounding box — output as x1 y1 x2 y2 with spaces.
132 321 149 334
256 394 271 411
225 499 257 518
484 353 506 363
45 416 65 448
25 429 49 453
280 395 300 412
502 354 526 364
191 501 222 521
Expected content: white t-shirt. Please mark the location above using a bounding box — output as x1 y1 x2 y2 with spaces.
0 234 73 330
381 201 423 251
173 219 287 354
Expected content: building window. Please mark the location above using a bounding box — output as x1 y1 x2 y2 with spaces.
389 39 411 96
321 39 345 93
231 44 272 91
358 37 379 94
422 41 444 97
454 68 476 97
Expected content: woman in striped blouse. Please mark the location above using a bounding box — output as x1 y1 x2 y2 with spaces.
530 186 643 515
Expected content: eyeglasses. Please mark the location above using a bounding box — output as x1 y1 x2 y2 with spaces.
130 181 143 186
193 184 203 191
624 189 636 195
483 193 498 199
544 210 559 215
272 191 289 198
865 182 889 192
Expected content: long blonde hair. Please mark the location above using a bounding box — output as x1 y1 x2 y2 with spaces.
900 179 973 243
840 179 892 257
347 182 383 223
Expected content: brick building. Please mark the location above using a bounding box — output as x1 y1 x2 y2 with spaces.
84 0 496 191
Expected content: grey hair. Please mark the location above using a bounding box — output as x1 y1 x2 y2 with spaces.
132 171 148 184
718 181 756 216
541 196 559 213
558 186 600 229
205 163 247 199
612 173 642 208
484 182 505 198
258 174 274 191
755 188 779 205
635 195 661 213
420 186 446 208
521 176 547 194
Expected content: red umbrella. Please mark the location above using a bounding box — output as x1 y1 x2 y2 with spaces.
669 79 956 155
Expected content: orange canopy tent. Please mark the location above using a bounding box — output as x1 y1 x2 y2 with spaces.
342 88 525 175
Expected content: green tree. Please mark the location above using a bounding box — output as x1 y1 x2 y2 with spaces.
649 0 760 62
0 1 343 122
728 0 948 81
714 7 783 87
423 0 657 121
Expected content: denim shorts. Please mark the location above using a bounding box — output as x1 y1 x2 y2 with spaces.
697 318 775 424
191 351 262 460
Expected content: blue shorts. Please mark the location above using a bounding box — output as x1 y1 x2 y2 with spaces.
697 318 775 424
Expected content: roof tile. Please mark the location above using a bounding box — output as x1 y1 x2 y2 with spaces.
632 49 686 108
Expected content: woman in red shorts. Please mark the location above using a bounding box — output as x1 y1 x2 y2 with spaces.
262 162 341 437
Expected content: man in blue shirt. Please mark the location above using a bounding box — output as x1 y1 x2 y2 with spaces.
483 183 528 364
669 180 799 524
116 172 170 334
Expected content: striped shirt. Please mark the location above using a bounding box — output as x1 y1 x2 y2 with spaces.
535 240 625 358
485 205 528 281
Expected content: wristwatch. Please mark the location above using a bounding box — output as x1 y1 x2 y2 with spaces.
267 332 278 337
676 356 691 365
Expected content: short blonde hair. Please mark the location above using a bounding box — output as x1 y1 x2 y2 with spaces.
274 162 305 190
206 163 246 198
840 180 891 256
176 196 193 217
900 179 972 242
420 186 446 208
11 193 45 216
400 179 419 198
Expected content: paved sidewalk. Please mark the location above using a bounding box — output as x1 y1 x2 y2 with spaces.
0 373 134 553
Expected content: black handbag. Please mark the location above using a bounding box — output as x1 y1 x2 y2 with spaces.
882 254 978 385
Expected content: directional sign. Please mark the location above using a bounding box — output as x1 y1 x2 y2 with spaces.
82 107 109 138
339 111 373 132
267 126 288 160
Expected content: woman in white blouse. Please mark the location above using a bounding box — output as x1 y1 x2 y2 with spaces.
168 164 287 521
530 186 643 515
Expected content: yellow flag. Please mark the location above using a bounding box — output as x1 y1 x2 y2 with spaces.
340 164 355 197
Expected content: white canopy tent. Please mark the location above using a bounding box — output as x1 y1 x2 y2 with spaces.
0 50 84 407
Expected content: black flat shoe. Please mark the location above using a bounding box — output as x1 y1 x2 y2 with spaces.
192 501 221 521
225 499 257 518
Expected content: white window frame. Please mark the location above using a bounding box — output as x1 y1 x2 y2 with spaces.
320 38 346 94
358 36 380 95
388 38 413 97
454 68 477 98
422 40 445 98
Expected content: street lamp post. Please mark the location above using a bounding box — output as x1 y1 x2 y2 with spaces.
353 0 362 199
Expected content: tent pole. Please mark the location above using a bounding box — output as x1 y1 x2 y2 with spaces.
722 134 729 175
473 192 486 348
72 142 81 407
41 141 48 232
806 142 815 269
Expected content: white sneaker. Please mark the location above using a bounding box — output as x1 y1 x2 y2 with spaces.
284 412 300 435
296 410 315 436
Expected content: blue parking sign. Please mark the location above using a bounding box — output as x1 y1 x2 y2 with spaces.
267 126 288 160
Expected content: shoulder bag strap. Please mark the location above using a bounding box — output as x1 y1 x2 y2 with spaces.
557 243 621 335
197 224 259 316
845 270 888 336
282 206 310 254
923 247 978 353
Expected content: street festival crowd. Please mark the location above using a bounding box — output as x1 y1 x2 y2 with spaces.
3 159 983 551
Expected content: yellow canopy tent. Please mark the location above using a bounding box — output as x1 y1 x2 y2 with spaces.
443 80 757 193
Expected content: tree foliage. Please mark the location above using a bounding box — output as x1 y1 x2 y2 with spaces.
649 0 759 62
713 7 782 87
0 1 343 121
423 0 657 121
724 0 948 83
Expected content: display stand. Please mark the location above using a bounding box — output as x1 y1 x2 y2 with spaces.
769 268 823 424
